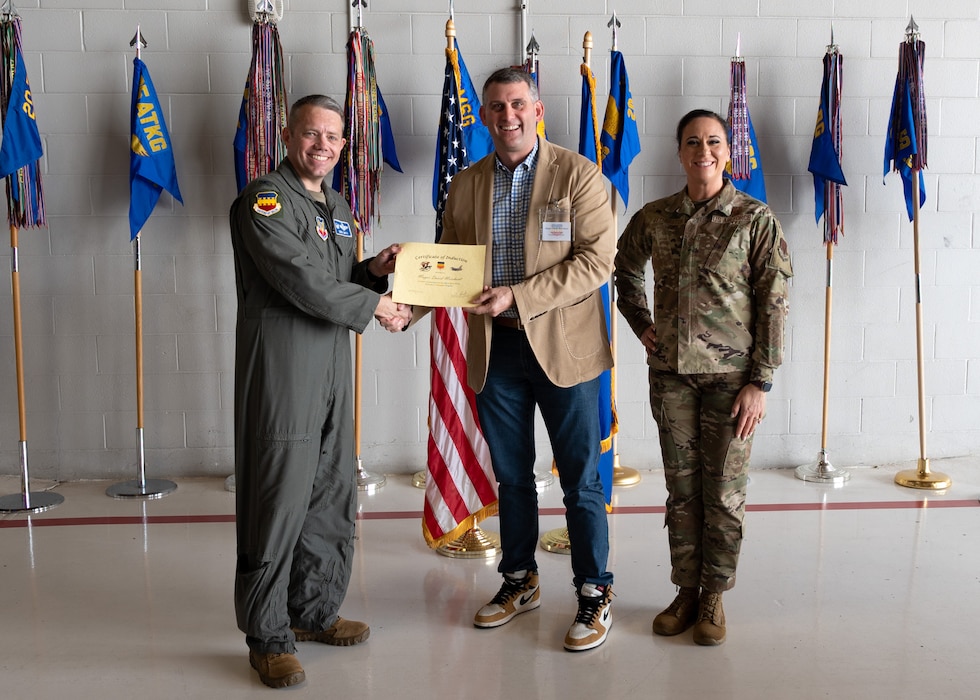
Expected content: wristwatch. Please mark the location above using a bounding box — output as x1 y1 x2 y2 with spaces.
750 380 772 392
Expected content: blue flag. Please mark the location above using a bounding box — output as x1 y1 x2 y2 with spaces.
377 85 402 173
727 110 767 203
0 46 43 178
884 77 925 222
129 57 182 239
808 75 847 225
578 61 614 508
600 51 640 208
456 50 493 164
232 83 249 193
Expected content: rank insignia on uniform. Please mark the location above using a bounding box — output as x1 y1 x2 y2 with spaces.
333 219 353 238
315 216 329 240
253 191 282 217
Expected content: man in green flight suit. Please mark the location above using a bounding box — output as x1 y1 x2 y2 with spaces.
230 94 410 689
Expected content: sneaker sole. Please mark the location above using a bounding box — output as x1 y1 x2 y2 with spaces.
563 627 609 652
473 598 541 628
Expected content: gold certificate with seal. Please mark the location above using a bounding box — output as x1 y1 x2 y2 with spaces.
392 242 486 307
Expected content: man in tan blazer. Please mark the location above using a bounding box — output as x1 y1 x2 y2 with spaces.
435 67 616 651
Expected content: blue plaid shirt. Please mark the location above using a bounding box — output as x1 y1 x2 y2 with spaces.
491 141 539 318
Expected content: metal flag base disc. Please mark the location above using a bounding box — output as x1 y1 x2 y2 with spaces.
106 478 177 499
613 465 641 487
412 470 426 489
795 451 850 485
535 469 555 491
436 526 500 559
224 474 236 492
0 490 64 514
356 466 386 494
895 458 951 490
540 526 571 555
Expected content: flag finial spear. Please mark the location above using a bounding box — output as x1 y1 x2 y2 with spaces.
607 12 621 51
525 33 540 58
448 0 454 21
735 32 741 59
905 16 919 40
130 27 147 55
826 24 838 54
1 0 19 19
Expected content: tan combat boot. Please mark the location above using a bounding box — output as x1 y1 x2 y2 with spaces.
693 590 726 646
652 586 700 636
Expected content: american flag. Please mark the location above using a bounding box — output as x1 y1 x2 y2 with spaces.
422 45 497 548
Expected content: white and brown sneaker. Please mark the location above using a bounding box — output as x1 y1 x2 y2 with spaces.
474 571 541 628
563 583 613 652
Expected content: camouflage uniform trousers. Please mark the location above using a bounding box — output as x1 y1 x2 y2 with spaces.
649 369 753 593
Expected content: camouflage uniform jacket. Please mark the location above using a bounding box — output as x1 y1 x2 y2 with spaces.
614 180 792 383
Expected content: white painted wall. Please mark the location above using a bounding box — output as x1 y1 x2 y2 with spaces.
2 0 977 480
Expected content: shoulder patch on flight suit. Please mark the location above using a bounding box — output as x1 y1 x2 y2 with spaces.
768 235 794 277
253 191 283 217
333 219 353 238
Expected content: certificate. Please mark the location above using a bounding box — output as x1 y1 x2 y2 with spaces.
392 242 486 307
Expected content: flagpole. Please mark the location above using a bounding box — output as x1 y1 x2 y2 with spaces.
430 15 499 558
0 9 63 514
796 33 849 485
607 13 640 488
107 27 176 500
893 18 949 490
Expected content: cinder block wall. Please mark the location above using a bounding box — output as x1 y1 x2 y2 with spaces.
2 0 977 480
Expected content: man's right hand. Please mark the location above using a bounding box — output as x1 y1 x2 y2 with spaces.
375 294 412 333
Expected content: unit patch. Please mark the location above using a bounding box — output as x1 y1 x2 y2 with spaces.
253 191 282 217
315 216 330 240
333 219 353 238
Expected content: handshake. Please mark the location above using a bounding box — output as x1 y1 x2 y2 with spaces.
374 295 412 333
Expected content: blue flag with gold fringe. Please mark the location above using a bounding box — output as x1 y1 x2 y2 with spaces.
456 49 493 164
727 111 767 203
579 59 615 509
600 50 640 208
0 46 42 178
129 57 182 239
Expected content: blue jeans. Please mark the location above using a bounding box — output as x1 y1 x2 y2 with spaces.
475 325 612 590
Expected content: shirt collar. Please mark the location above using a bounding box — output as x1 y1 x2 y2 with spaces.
494 139 540 174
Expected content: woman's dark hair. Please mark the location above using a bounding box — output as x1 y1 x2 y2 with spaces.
675 109 729 148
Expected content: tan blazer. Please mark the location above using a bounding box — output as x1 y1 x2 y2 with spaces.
437 138 616 392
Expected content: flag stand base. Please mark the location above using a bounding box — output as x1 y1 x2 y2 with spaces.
224 474 236 492
895 458 951 490
107 478 177 499
612 454 641 487
795 450 850 485
356 458 385 493
535 469 554 490
412 470 426 489
0 491 64 514
436 526 500 559
540 527 571 555
0 443 65 513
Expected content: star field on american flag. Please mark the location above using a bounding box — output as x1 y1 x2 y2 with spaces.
435 67 469 243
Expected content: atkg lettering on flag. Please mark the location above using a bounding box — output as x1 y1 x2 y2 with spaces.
727 39 767 203
130 55 182 239
0 17 44 228
423 19 497 550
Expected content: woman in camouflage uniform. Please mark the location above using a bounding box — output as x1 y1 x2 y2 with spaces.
614 109 792 646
